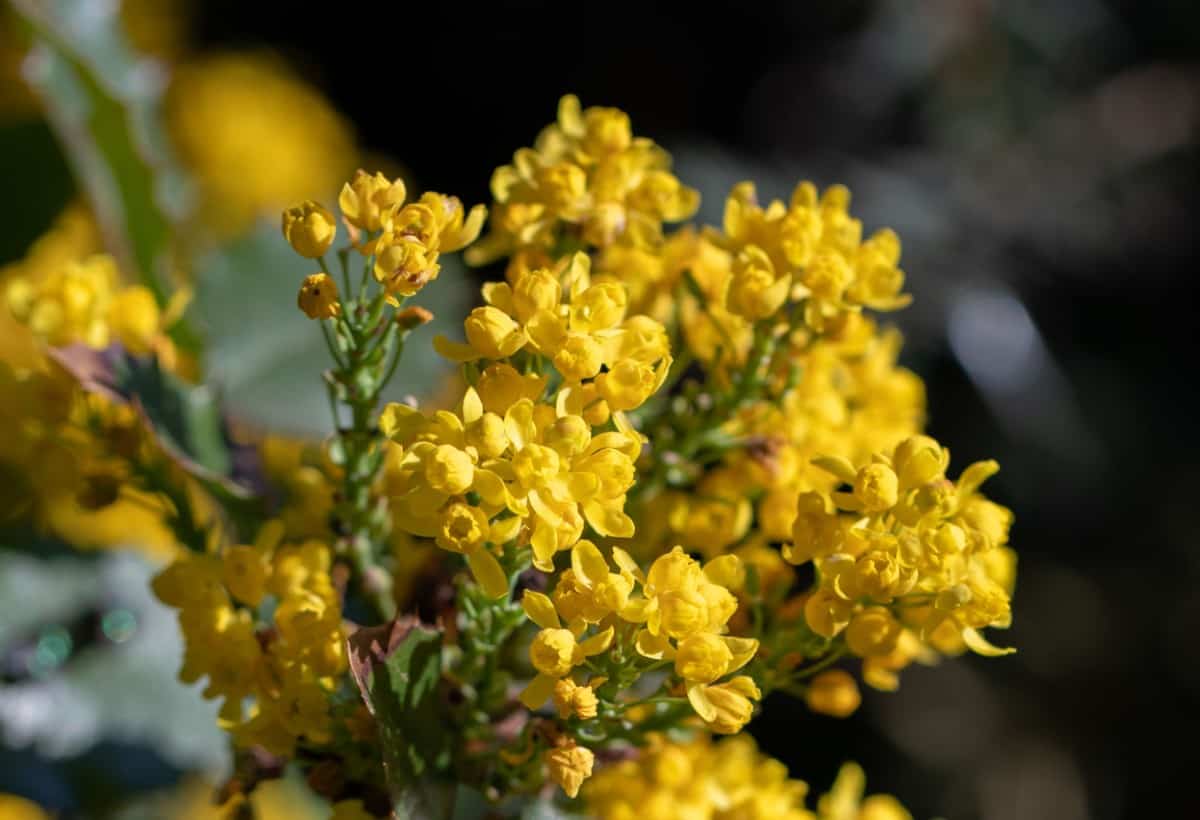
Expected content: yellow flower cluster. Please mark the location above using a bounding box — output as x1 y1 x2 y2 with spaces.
467 95 699 265
382 380 643 582
519 541 759 797
285 170 485 310
436 252 672 412
715 181 910 329
152 522 346 756
4 251 169 357
791 434 1016 676
636 321 924 563
583 735 911 820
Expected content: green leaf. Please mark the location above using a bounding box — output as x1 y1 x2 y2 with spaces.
193 223 468 437
48 344 257 502
10 0 198 350
347 617 454 816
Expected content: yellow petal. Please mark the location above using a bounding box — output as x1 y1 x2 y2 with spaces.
722 637 760 673
571 540 610 589
687 683 717 722
433 335 482 362
579 626 614 657
703 555 745 591
611 546 643 581
634 628 674 660
812 455 858 484
467 549 509 599
489 515 522 545
958 460 1000 497
961 627 1016 657
519 673 558 710
472 469 508 507
618 597 652 623
583 501 635 538
522 590 560 629
531 522 557 571
461 387 483 424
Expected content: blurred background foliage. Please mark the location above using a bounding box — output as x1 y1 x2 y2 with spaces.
0 0 1197 818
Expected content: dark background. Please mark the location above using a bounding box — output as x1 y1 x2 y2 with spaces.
10 1 1200 817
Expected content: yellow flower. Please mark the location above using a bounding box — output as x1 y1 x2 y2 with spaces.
166 54 355 235
519 589 614 709
282 200 337 258
464 306 527 359
805 669 861 718
339 169 406 233
845 607 902 658
546 741 594 799
297 273 340 319
695 675 761 734
853 462 898 513
553 677 600 720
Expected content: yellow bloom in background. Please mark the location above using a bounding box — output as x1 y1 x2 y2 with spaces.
0 794 50 820
805 669 862 718
166 53 357 235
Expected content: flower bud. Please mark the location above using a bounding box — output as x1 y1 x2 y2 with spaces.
282 201 336 258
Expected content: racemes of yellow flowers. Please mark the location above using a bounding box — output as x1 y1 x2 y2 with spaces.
4 93 1017 817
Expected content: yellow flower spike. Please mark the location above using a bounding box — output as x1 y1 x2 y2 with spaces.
546 741 594 799
297 273 341 320
281 200 336 258
522 590 561 630
805 669 861 718
338 169 406 233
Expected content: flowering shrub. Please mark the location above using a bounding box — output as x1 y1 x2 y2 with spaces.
2 94 1015 817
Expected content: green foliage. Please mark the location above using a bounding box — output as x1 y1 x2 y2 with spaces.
347 618 454 817
193 223 467 437
9 0 196 347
